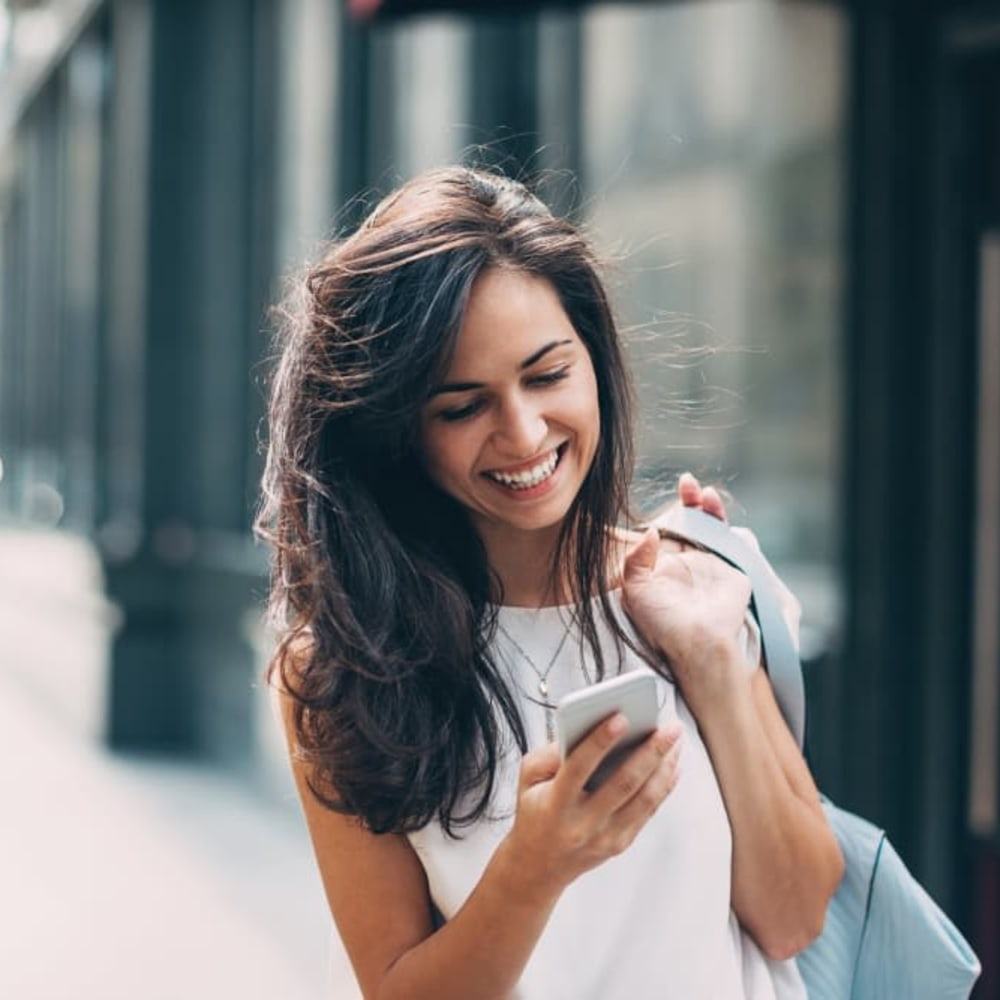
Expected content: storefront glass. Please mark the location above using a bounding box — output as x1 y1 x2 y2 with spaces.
580 1 846 651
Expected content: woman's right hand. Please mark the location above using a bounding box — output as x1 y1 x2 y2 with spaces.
497 717 684 904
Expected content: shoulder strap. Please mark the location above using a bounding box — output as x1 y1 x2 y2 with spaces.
655 507 806 749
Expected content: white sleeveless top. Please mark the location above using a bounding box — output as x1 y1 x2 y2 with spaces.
406 594 807 1000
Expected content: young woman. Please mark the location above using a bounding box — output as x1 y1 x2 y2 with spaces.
258 166 843 999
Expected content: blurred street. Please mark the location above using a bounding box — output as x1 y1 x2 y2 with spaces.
0 666 341 999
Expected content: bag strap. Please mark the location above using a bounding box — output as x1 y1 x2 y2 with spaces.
655 506 807 749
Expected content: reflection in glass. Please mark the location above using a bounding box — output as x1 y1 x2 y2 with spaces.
582 1 845 647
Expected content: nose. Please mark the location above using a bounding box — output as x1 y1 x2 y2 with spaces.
493 393 547 458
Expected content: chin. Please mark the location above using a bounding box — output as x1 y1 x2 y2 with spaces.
480 496 577 536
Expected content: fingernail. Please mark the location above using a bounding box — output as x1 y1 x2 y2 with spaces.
607 714 627 737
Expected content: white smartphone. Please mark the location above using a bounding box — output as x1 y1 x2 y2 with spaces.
556 671 660 791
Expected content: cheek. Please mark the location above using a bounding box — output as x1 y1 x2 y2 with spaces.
416 424 442 480
571 379 601 441
418 439 445 487
419 426 471 488
572 391 602 467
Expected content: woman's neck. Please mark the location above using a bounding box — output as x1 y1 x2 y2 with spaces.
479 523 566 608
480 524 642 609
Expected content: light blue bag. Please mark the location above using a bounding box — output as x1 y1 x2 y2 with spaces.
660 508 981 1000
798 800 982 999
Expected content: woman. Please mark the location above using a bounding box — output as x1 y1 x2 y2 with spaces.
258 166 843 999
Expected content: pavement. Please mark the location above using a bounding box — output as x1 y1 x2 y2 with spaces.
0 527 363 1000
0 667 361 999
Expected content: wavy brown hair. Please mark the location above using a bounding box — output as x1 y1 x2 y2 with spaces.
256 167 641 835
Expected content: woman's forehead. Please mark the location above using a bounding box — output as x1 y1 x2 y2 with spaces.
442 269 580 375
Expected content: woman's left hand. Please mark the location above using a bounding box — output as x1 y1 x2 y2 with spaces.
677 471 803 649
621 530 751 706
676 471 728 522
622 472 750 707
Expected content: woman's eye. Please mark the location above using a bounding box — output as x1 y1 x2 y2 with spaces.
437 399 484 423
528 366 570 387
433 366 569 422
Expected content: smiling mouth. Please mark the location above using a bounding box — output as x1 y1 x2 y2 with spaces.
484 445 564 490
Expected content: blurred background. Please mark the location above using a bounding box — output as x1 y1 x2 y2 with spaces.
0 0 997 996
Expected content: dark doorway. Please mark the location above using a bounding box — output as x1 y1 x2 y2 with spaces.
956 42 1000 1000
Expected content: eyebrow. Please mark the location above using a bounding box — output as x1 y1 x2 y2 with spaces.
428 339 573 399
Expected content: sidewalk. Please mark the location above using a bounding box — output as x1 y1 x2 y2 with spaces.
0 660 360 999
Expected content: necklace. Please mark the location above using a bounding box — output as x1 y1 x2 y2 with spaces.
497 619 574 741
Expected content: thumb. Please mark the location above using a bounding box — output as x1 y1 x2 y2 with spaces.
519 742 561 790
623 527 660 581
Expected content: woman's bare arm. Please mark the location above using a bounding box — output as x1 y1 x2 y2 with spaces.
689 658 843 959
278 677 683 1000
621 531 843 960
285 725 553 1000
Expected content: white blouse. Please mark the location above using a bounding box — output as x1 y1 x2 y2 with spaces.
405 594 808 1000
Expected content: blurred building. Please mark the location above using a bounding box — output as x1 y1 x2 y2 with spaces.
0 0 997 991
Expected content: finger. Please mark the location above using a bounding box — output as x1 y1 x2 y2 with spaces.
587 723 684 813
678 472 702 507
699 486 728 523
622 527 660 580
606 735 684 838
519 742 561 790
556 713 630 794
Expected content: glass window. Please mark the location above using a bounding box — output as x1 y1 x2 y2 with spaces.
580 1 846 653
276 0 341 269
385 15 471 179
277 5 470 255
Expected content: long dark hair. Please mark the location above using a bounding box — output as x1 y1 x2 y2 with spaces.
257 167 640 836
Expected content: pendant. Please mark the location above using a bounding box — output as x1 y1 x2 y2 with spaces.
539 680 554 740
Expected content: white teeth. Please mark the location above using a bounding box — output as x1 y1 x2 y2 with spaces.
487 450 559 490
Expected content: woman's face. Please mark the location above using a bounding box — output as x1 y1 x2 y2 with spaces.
419 266 601 551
